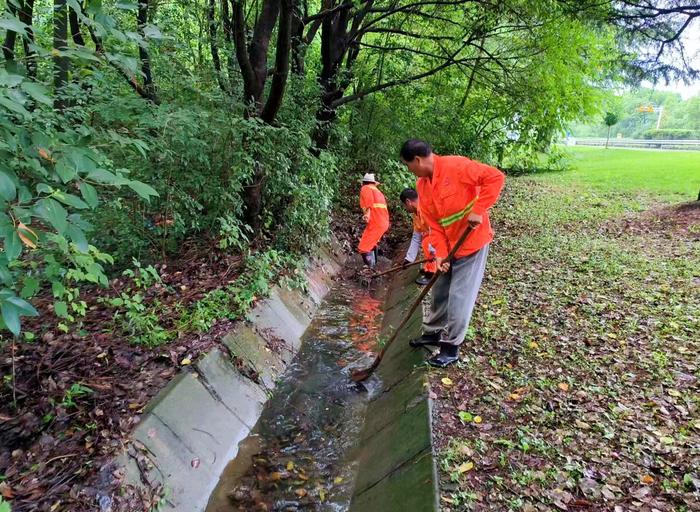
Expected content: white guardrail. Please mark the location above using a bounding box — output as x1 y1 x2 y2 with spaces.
570 138 700 150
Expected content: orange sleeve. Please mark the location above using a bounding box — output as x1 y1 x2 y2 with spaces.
459 159 505 215
359 186 372 209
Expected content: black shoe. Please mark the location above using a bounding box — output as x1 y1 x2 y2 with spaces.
415 272 433 286
428 343 459 367
409 331 441 348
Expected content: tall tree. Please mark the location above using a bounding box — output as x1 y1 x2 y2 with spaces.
53 0 69 111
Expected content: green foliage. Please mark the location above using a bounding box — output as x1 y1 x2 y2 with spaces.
604 112 619 127
60 382 94 409
101 261 173 347
0 496 10 512
570 88 700 138
0 5 158 336
177 249 304 333
642 128 698 140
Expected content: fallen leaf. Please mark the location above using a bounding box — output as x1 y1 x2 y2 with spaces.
295 488 307 498
286 461 295 471
333 476 343 484
319 488 326 502
473 415 482 424
180 358 192 365
458 411 473 422
558 382 570 392
457 461 474 473
668 389 681 397
0 482 14 499
641 475 654 485
528 341 539 349
441 377 454 387
509 393 521 400
270 472 282 481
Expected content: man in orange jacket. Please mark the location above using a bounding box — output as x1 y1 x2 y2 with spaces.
399 188 437 286
400 139 505 367
358 173 390 269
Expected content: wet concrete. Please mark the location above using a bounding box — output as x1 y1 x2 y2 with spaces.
206 273 388 511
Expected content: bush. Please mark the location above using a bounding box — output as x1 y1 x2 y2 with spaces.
642 129 699 140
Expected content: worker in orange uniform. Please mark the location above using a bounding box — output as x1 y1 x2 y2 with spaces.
399 188 436 286
400 139 505 367
358 173 390 269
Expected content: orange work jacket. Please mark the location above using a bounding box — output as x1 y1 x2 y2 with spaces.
359 184 390 226
417 155 505 260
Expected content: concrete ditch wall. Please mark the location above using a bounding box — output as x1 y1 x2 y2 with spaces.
349 267 440 512
117 241 346 511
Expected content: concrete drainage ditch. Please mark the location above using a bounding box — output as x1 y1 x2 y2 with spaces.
116 242 438 511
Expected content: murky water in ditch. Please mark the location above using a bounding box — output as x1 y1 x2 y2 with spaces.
206 270 389 512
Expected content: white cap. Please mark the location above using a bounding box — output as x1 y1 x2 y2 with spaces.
362 173 377 183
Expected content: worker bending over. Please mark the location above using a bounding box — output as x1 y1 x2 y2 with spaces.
400 139 505 367
399 188 436 286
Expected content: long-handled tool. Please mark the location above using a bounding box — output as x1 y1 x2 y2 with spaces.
351 222 477 382
370 257 434 279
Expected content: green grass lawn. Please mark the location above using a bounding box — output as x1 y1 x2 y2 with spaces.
536 146 700 200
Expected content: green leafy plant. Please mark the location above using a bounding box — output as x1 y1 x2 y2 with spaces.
61 383 94 409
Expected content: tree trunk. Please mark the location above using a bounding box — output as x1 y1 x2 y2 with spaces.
69 4 86 46
53 0 69 111
208 0 228 92
138 0 158 103
2 1 19 63
20 0 37 79
605 125 611 148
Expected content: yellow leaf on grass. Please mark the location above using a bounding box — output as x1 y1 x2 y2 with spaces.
641 475 654 485
473 416 482 424
528 341 539 349
457 461 474 473
333 476 343 484
668 389 681 397
270 472 282 481
295 488 307 498
180 358 192 365
558 383 570 392
319 488 326 502
441 377 454 387
286 461 295 471
509 393 520 401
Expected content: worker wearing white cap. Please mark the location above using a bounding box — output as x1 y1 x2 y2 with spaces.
358 173 390 268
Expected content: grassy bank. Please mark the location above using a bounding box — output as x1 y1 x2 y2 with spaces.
431 159 699 511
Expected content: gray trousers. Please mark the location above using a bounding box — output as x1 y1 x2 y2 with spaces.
423 245 489 346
